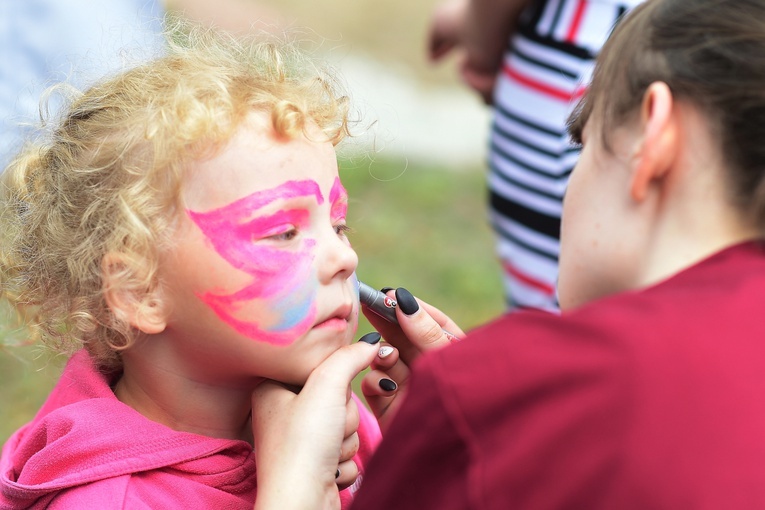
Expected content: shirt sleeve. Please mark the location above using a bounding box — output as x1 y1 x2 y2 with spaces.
352 309 632 510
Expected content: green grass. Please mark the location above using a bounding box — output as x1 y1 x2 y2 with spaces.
340 155 504 329
0 156 505 446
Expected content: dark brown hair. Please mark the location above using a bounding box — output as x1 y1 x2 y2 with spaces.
569 0 765 223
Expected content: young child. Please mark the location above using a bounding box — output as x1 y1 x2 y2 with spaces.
0 23 385 509
250 0 765 507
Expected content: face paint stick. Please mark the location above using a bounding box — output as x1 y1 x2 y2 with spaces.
357 280 462 343
357 281 399 324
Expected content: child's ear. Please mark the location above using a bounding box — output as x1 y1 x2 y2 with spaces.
630 81 679 202
102 252 167 335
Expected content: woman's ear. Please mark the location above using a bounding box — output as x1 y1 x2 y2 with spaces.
630 81 679 202
102 252 167 335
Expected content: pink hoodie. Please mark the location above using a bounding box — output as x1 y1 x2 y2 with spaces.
1 350 381 509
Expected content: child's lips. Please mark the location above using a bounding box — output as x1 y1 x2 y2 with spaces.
315 317 349 330
314 303 353 329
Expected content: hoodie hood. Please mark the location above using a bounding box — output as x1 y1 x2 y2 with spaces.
0 350 254 509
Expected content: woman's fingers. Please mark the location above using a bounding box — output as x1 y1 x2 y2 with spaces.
344 394 360 438
417 298 465 341
300 338 382 402
370 343 409 387
335 459 360 491
250 338 382 507
361 342 409 427
339 431 360 465
359 289 465 433
362 287 464 366
361 369 399 424
370 341 399 369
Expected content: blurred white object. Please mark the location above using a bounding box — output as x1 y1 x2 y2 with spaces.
0 0 166 168
337 53 490 170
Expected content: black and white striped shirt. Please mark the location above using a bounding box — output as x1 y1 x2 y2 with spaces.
488 0 642 310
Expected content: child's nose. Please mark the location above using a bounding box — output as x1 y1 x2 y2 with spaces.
317 229 359 283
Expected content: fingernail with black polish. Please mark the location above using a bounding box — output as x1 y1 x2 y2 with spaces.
379 378 397 392
380 287 395 293
395 287 419 315
358 332 382 345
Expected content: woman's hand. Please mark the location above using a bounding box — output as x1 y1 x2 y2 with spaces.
427 0 498 102
364 287 464 365
251 337 381 510
361 287 465 431
427 0 469 62
427 0 535 104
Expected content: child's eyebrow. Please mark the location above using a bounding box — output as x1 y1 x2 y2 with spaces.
188 179 324 222
329 177 347 204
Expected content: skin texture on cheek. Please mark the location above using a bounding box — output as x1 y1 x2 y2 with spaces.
187 180 324 346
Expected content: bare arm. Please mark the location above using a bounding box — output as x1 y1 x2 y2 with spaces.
462 0 533 74
428 0 534 102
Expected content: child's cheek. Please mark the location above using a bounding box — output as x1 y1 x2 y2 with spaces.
187 193 323 346
255 243 319 332
196 242 318 346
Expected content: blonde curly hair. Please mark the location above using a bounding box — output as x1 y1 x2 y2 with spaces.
0 21 351 372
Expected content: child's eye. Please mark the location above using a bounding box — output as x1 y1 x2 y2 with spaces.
262 228 298 242
335 224 352 238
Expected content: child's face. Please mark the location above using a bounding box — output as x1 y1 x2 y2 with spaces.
158 112 359 386
558 116 643 309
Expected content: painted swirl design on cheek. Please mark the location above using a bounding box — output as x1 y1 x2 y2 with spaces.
187 180 324 346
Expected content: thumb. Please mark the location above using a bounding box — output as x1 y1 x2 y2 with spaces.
300 333 382 400
251 379 300 423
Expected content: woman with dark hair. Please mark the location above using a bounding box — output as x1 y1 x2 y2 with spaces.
253 1 765 507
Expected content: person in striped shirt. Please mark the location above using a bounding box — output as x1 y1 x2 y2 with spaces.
429 0 642 311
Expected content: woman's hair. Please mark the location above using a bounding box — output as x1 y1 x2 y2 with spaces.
0 20 351 371
568 0 765 225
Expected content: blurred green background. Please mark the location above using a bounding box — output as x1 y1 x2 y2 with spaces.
0 157 504 445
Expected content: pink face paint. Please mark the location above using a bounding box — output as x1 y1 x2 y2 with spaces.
329 177 348 223
188 180 325 346
329 177 345 204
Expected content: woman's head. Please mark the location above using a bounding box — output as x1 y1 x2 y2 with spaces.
0 22 352 372
569 0 765 224
560 0 765 308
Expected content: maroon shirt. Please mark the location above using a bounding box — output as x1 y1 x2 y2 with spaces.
353 242 765 509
